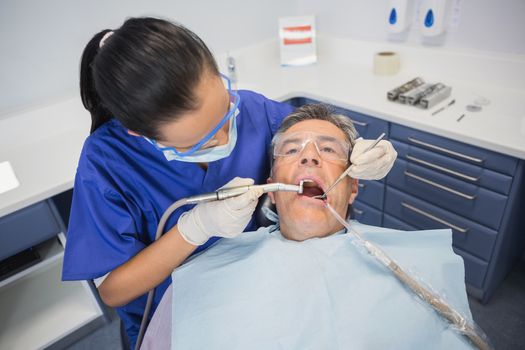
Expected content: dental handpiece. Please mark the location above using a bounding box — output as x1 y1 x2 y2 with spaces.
185 182 304 204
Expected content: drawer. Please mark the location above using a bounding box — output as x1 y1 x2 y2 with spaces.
383 214 417 231
335 108 389 140
0 201 61 261
352 201 382 227
392 140 513 195
387 159 507 230
385 211 488 289
453 248 489 289
390 124 518 176
356 180 384 210
384 187 497 261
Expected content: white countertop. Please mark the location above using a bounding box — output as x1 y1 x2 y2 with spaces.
1 36 524 217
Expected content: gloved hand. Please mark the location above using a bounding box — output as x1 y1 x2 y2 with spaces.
178 177 264 246
347 138 397 180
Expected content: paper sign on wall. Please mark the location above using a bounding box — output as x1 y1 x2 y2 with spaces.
279 16 317 66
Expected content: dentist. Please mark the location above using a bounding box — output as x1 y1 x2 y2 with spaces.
62 17 396 348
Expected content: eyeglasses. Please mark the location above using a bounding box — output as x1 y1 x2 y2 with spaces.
273 131 351 163
145 73 240 157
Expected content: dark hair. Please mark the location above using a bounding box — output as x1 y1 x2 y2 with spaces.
80 17 219 137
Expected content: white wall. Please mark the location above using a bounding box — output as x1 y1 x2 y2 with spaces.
297 0 525 54
0 0 295 116
1 0 524 116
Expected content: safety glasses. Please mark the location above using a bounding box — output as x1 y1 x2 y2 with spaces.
273 131 351 163
145 73 240 157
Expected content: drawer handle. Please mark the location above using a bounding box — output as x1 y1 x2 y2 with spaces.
407 137 484 164
358 183 366 188
401 202 468 233
404 171 477 200
349 118 368 127
354 208 364 215
406 155 480 182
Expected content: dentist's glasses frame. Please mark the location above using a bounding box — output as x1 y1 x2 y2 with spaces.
144 73 240 157
273 131 352 164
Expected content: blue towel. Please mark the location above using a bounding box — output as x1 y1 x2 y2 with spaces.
171 222 474 349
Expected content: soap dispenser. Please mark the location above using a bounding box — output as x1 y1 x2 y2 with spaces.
387 0 415 33
420 0 451 37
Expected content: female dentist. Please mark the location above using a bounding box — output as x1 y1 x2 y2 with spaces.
62 17 397 348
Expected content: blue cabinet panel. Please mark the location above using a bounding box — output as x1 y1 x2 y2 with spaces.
392 140 513 195
384 187 498 261
0 201 61 261
334 107 389 140
453 248 489 289
384 212 488 289
387 159 507 230
383 214 417 231
390 124 518 176
356 180 384 210
352 201 382 226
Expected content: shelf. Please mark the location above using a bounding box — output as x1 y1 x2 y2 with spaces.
0 238 104 349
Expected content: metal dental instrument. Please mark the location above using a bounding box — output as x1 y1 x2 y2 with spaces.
431 99 456 116
135 180 304 350
185 182 304 204
324 202 493 350
313 133 386 200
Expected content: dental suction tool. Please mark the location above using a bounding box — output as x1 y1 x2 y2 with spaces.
314 133 386 200
325 203 492 350
135 181 304 350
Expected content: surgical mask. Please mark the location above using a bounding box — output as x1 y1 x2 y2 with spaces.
158 104 239 163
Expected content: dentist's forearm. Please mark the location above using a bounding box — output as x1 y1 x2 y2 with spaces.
98 225 196 307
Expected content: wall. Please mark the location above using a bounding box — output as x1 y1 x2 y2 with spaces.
1 0 524 116
297 0 525 54
0 0 294 116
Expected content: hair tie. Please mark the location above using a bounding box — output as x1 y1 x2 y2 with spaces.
99 31 114 48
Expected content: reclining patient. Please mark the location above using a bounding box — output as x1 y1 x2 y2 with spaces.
142 104 475 349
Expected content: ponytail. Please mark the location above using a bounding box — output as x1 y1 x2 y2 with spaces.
80 29 114 134
79 18 219 139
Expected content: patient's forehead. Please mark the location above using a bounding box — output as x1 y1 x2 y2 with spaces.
285 119 347 141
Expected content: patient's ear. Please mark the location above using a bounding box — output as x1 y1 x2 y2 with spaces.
348 178 359 204
266 177 276 204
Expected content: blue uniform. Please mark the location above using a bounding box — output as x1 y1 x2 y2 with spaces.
62 90 294 348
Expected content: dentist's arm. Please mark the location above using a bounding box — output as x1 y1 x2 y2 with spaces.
98 177 263 307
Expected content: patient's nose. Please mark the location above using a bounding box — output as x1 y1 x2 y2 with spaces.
299 142 321 167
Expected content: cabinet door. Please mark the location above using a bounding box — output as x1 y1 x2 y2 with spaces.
0 201 61 261
392 140 513 195
352 201 383 227
384 187 498 262
387 159 507 230
390 124 518 176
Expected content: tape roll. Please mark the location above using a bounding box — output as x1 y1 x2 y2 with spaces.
374 51 400 76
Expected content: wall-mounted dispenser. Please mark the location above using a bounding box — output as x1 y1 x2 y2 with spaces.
420 0 451 37
387 0 415 33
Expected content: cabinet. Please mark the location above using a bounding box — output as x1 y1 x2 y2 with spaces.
287 97 525 303
0 198 106 349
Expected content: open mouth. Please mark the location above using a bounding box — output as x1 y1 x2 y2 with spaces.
299 179 325 200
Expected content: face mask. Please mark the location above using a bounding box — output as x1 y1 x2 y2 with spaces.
161 106 239 163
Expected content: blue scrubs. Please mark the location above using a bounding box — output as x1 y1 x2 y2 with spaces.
62 90 294 348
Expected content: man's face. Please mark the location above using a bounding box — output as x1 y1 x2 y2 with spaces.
268 119 358 241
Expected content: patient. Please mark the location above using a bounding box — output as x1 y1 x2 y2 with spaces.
141 104 475 349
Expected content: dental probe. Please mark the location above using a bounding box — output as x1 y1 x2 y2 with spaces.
135 180 304 350
313 133 386 200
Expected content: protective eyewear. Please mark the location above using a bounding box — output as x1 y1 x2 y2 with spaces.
273 131 351 163
145 73 240 157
